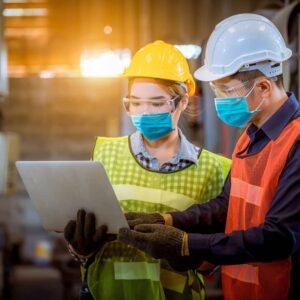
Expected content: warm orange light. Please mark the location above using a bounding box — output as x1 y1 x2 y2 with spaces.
174 44 202 59
3 8 48 17
80 49 131 77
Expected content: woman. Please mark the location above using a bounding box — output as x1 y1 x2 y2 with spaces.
64 40 231 300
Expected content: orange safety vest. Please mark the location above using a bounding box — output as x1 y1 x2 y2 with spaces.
222 117 300 300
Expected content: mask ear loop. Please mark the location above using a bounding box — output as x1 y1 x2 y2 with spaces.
170 95 184 133
246 80 265 113
170 95 182 114
251 96 265 113
245 80 257 98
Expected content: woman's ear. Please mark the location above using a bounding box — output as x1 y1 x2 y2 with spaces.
178 94 189 112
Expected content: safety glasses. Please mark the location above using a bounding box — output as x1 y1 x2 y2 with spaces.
123 96 180 115
210 80 256 98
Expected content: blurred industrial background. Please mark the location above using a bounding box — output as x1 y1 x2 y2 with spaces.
0 0 299 299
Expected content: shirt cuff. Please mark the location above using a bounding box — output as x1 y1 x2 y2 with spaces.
188 233 211 257
169 211 183 228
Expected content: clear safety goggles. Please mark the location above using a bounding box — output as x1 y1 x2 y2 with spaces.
123 96 180 115
209 79 257 98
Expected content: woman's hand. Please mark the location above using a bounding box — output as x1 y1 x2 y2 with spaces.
64 209 113 256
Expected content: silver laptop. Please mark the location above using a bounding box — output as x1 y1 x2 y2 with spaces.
16 161 129 233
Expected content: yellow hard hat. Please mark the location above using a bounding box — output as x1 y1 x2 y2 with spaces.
123 40 196 96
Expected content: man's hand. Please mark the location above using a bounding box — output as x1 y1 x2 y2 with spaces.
64 209 114 256
119 224 186 259
125 212 165 229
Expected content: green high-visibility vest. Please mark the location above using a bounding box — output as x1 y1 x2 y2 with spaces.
83 136 231 300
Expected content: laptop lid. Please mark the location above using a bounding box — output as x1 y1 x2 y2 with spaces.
16 160 129 233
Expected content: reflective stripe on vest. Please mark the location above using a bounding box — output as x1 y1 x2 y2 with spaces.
222 264 259 285
114 262 160 281
113 184 196 211
114 262 201 297
222 118 300 300
230 178 263 207
160 268 187 293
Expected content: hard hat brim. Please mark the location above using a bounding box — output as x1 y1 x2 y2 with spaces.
194 47 292 82
194 65 230 82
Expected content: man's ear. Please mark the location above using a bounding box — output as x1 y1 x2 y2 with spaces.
256 78 272 97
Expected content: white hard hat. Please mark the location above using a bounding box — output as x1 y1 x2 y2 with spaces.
195 13 292 82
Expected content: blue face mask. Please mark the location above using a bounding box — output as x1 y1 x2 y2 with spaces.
131 112 175 141
214 86 264 128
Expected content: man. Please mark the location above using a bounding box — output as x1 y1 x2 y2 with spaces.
119 14 300 300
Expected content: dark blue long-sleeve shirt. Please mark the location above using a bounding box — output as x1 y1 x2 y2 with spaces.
170 93 300 299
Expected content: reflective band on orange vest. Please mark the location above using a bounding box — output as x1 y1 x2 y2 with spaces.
222 264 259 285
231 178 263 207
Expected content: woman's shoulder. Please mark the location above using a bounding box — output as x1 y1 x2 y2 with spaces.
92 136 129 157
201 149 230 161
199 149 231 178
94 136 129 147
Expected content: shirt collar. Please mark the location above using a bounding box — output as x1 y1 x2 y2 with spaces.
130 130 155 160
130 129 199 165
247 92 300 141
175 129 199 166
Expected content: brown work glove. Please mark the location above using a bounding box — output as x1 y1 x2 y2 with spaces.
64 209 114 257
125 212 165 229
119 224 185 259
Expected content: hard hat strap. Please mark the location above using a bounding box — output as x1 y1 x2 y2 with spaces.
175 82 188 93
